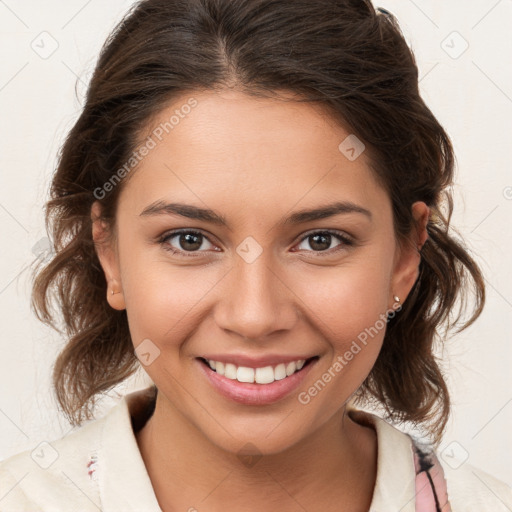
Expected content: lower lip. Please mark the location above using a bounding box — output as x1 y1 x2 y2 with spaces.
196 358 318 405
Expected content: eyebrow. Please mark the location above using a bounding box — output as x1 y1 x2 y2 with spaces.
139 200 372 227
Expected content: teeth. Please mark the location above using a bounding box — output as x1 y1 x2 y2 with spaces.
225 363 238 380
255 366 274 384
205 358 308 384
237 366 254 383
286 361 296 376
274 363 287 380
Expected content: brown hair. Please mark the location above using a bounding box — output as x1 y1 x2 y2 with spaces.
31 0 485 445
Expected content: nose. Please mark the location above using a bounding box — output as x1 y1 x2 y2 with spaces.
214 250 299 341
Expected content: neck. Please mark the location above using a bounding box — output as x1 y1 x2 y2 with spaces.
135 391 377 512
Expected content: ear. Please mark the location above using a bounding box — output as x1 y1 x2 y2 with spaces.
91 201 126 311
389 201 430 305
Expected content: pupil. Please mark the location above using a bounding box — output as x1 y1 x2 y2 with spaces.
310 233 330 251
181 233 201 251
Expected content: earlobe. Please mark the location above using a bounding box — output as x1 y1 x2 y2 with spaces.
91 201 126 311
389 201 430 306
107 284 126 311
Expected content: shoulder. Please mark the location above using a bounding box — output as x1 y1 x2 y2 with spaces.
410 438 512 511
349 408 512 512
0 387 158 512
0 407 108 511
439 456 512 511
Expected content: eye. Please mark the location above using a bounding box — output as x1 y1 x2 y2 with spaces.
293 230 354 255
158 228 355 258
159 229 218 257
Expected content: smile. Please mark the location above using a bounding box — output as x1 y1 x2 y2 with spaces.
200 357 313 384
197 356 320 405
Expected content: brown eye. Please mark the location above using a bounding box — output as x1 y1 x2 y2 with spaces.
295 230 354 254
160 229 216 255
306 233 333 251
176 232 203 251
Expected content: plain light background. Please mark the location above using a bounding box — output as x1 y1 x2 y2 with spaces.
0 0 511 489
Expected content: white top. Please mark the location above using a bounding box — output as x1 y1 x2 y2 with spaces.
1 386 511 511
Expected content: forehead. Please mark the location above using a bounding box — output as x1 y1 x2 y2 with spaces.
120 89 388 222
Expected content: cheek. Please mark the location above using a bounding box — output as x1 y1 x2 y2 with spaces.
117 229 220 346
123 264 222 347
292 258 392 335
293 286 388 416
289 257 392 381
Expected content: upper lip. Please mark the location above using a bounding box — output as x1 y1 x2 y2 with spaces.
199 354 318 368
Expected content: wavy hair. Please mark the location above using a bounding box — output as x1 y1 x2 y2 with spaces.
31 0 485 445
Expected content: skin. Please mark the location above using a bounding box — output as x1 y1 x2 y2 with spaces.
92 88 429 512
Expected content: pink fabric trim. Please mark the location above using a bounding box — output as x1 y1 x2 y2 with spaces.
413 446 452 511
87 453 99 481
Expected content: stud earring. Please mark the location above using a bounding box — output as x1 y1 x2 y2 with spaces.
387 294 402 321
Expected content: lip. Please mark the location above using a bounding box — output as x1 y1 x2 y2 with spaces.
196 356 319 405
199 353 316 368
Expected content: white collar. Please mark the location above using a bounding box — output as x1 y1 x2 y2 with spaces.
349 408 417 511
98 387 417 511
98 387 162 511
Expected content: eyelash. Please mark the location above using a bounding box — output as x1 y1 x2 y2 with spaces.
157 229 355 258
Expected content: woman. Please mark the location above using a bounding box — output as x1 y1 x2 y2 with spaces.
1 0 511 510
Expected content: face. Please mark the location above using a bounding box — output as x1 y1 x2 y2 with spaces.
92 89 426 455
